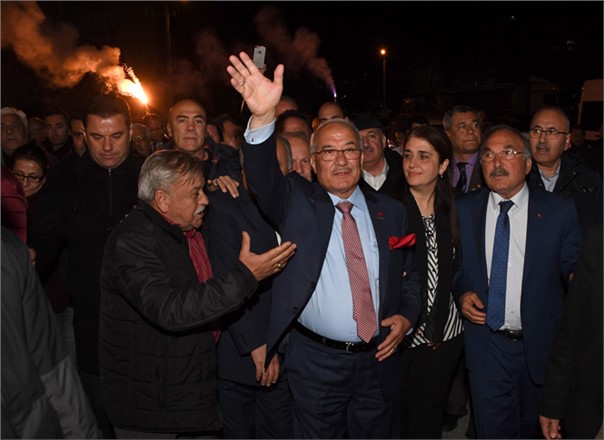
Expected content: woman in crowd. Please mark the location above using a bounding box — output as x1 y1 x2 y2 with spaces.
398 125 464 438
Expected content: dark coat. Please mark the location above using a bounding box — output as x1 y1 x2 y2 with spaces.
28 153 143 374
540 223 603 438
526 151 602 238
1 226 100 439
99 202 259 433
206 186 278 385
359 147 406 202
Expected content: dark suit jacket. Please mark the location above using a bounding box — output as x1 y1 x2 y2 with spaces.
453 160 485 197
359 147 406 202
205 187 279 386
540 223 603 438
453 187 582 384
243 132 421 401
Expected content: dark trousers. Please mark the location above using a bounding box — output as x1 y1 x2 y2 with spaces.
286 327 397 439
80 370 115 439
468 333 541 439
400 333 464 439
218 369 293 439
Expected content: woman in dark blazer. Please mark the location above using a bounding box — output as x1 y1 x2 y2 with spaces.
398 125 464 438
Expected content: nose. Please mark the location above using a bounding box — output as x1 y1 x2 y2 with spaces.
198 188 209 206
102 137 113 151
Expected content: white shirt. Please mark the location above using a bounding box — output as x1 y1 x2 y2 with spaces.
484 184 529 331
362 160 388 191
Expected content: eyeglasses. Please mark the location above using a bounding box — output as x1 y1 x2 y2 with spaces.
13 172 43 183
132 136 147 142
528 127 570 138
313 148 362 161
480 149 525 162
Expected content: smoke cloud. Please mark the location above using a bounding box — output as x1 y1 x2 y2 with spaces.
1 1 145 98
189 4 336 98
2 2 336 109
253 5 335 92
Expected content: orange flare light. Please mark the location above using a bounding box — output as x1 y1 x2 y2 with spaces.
118 65 149 105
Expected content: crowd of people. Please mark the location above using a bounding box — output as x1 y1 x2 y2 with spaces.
1 51 602 439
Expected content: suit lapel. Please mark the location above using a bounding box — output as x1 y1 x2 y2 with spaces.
364 191 390 307
523 190 544 284
312 185 336 255
473 190 490 286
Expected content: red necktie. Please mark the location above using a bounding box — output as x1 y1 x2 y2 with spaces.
336 201 377 343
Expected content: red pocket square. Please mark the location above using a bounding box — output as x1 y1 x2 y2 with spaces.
389 234 416 249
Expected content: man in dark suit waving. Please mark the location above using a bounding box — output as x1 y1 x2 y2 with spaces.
453 125 582 438
227 52 420 439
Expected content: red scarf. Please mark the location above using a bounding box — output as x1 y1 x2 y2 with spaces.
185 228 221 344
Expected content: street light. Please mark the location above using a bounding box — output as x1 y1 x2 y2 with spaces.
380 48 387 108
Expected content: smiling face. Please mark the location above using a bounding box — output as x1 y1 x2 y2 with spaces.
481 128 532 199
310 120 362 199
86 113 131 169
403 135 449 192
167 99 207 155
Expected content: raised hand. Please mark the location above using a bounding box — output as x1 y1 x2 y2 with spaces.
227 52 284 129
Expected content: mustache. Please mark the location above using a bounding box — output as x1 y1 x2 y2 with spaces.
489 167 509 177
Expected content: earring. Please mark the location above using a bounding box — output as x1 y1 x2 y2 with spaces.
439 173 444 179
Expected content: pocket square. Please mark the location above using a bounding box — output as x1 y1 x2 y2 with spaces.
389 234 416 249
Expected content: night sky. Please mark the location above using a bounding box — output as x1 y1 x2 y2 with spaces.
1 1 602 125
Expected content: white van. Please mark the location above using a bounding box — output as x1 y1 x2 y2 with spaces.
577 79 603 141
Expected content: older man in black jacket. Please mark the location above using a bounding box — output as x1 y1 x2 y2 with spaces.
99 150 296 437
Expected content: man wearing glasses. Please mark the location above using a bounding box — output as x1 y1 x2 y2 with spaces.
454 124 582 438
227 52 420 438
526 106 602 237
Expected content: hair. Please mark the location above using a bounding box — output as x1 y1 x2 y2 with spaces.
309 117 362 154
69 112 85 124
442 105 480 130
138 150 205 203
213 113 244 131
11 143 51 178
131 123 151 139
85 94 131 129
481 124 531 158
142 113 162 125
44 109 69 124
531 105 570 132
206 121 223 142
1 107 28 129
404 125 459 247
276 109 312 139
276 135 294 172
278 95 298 107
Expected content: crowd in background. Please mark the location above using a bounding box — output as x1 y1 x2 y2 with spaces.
1 55 603 440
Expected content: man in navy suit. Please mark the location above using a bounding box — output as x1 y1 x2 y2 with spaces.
227 52 421 438
453 125 582 438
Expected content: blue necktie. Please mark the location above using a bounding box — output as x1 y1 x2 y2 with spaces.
487 200 514 331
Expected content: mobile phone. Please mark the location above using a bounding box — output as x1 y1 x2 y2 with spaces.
253 45 266 68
